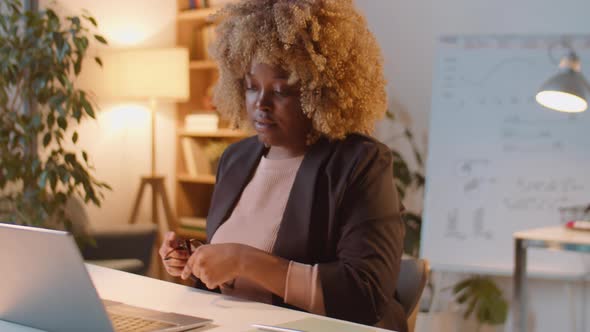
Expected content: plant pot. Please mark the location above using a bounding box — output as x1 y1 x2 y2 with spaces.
415 312 504 332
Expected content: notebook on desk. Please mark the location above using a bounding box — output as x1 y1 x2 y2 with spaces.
0 223 212 332
248 317 378 332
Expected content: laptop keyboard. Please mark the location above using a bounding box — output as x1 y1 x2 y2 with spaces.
108 312 176 332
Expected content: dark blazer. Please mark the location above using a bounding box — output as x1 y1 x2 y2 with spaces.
205 134 407 332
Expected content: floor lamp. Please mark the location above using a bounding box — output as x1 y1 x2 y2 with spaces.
100 48 189 241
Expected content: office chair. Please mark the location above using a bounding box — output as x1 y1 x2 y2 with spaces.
396 258 429 332
81 223 157 275
65 197 158 275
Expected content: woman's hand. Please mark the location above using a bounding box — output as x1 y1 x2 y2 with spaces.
181 243 249 289
159 232 190 277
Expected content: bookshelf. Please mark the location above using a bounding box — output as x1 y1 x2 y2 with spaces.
175 1 247 241
177 7 218 22
189 60 217 70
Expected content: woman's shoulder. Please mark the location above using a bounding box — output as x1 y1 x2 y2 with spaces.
329 133 391 162
221 136 262 167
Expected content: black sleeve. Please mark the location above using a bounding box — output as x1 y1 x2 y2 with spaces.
213 148 229 184
194 149 228 292
318 143 405 325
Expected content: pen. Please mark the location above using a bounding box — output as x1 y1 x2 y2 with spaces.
251 323 306 332
566 220 590 230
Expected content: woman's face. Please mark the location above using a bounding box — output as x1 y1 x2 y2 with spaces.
245 62 311 150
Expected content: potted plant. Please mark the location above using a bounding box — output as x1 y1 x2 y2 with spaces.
383 110 426 258
0 0 110 240
385 110 508 331
453 276 508 331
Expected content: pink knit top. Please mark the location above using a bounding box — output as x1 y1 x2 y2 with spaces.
210 154 325 315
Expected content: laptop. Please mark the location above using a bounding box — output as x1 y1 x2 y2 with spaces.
0 223 212 332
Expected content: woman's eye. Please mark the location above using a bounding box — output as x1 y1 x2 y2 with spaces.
274 88 293 97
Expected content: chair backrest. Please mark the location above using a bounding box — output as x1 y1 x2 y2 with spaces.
396 258 429 319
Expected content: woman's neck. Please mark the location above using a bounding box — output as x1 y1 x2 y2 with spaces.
266 145 307 160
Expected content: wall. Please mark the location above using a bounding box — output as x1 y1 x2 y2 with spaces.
354 1 590 331
38 0 178 229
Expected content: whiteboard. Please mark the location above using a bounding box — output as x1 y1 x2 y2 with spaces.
421 35 590 277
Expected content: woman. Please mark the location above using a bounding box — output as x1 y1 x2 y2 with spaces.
159 0 407 330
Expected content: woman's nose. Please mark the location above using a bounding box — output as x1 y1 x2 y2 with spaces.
255 89 273 110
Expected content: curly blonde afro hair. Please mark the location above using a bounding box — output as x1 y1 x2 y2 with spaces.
210 0 387 140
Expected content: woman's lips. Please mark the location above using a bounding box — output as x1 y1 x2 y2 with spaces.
254 120 276 131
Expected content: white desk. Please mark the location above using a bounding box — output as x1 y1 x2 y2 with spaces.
0 264 390 332
513 226 590 332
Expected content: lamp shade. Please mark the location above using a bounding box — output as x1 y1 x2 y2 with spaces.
93 48 190 101
535 70 589 113
536 50 590 113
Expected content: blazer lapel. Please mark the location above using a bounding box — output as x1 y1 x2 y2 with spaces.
206 138 265 240
272 137 330 262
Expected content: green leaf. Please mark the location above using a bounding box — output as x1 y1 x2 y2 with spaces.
9 3 22 16
385 109 395 120
464 296 478 320
73 103 82 122
71 16 80 27
57 116 67 130
46 9 58 22
38 171 48 189
94 57 103 67
53 31 64 49
404 129 414 140
57 39 69 62
49 171 58 191
72 132 78 143
74 57 82 75
452 277 508 326
395 183 406 201
57 74 67 87
82 151 88 162
48 93 66 109
31 159 41 173
31 113 42 128
43 133 52 147
413 148 424 168
80 36 89 49
65 153 76 165
94 34 107 45
80 96 95 118
83 15 98 27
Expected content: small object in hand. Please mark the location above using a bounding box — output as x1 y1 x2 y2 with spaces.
565 220 590 231
164 239 203 282
164 239 203 260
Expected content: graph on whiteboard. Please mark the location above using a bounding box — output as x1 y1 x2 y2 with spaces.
421 35 590 275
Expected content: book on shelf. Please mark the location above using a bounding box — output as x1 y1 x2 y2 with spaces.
179 216 207 231
187 0 208 9
201 23 216 60
184 0 236 11
190 23 216 60
208 0 237 8
181 137 213 176
185 113 219 132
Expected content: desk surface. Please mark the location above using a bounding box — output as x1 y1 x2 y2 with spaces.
0 264 388 332
514 226 590 245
